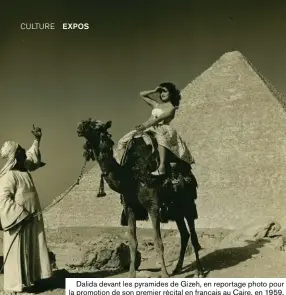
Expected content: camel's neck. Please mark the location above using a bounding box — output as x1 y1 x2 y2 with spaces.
95 147 124 194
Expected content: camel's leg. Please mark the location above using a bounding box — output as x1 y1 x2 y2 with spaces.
149 210 169 278
127 206 138 278
172 217 190 275
186 217 204 277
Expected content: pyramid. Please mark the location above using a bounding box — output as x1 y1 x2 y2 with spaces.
44 51 286 230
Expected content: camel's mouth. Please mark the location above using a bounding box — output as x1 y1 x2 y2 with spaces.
77 122 89 138
77 130 84 137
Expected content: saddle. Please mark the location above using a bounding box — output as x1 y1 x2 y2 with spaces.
119 132 198 224
122 131 196 193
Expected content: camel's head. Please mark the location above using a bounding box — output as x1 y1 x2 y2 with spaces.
77 118 113 161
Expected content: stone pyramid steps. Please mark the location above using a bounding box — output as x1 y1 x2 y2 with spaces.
44 51 286 230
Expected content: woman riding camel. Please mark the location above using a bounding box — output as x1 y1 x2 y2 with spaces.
118 82 194 176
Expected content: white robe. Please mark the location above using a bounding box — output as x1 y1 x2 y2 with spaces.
0 140 52 292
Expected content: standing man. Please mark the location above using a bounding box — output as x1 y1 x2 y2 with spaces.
0 125 52 293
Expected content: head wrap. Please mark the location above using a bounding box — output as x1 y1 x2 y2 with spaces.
0 141 19 178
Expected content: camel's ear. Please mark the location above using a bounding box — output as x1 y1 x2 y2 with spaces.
104 121 112 130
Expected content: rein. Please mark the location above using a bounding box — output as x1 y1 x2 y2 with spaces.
0 159 88 274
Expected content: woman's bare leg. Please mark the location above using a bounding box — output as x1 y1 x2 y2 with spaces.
152 144 166 175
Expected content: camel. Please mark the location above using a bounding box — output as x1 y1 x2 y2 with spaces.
77 118 205 278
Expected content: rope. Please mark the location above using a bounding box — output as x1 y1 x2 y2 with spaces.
0 159 87 274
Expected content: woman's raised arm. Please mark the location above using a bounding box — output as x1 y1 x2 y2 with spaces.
139 87 162 108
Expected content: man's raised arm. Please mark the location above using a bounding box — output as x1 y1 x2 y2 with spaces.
25 125 46 171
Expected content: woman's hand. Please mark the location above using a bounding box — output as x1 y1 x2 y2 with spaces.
135 125 145 132
135 123 148 133
154 86 163 93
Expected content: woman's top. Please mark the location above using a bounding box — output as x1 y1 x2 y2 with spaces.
151 103 175 125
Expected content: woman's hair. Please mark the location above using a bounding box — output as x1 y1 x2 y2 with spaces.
159 82 181 107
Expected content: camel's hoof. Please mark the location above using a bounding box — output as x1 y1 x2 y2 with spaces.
172 266 182 275
195 269 207 278
97 192 106 198
129 271 136 278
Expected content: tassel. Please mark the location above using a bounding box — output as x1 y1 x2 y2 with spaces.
97 173 107 198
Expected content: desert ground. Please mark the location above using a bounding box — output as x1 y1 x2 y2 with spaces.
0 219 285 294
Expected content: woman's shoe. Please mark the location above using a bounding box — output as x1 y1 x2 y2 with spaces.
151 170 165 176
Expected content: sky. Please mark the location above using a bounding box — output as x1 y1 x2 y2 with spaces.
0 0 285 207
